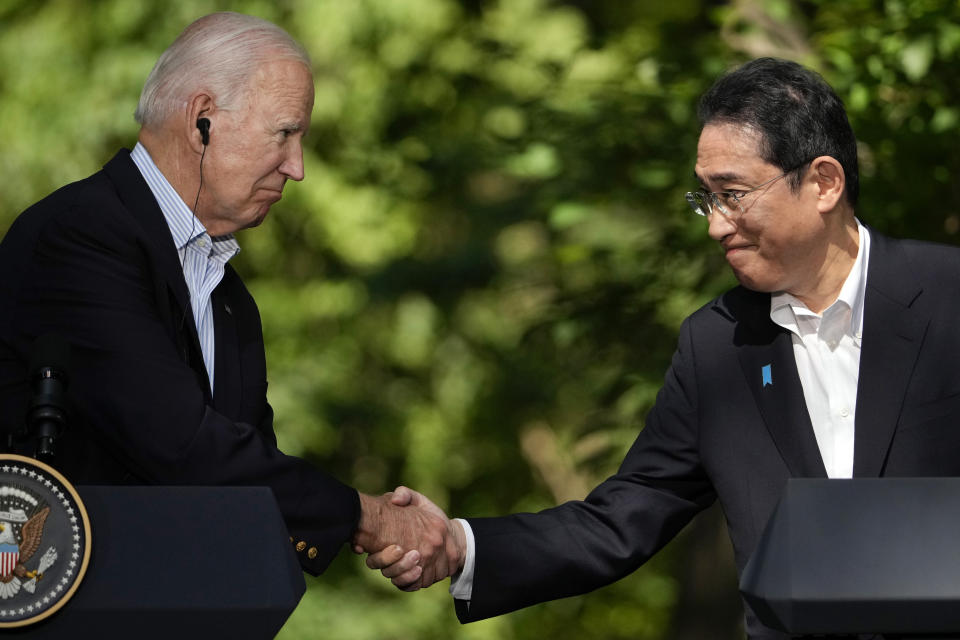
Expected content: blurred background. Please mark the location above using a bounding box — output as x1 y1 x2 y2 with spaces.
2 0 959 637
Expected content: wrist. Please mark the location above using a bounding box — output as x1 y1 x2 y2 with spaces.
354 492 383 550
450 518 467 572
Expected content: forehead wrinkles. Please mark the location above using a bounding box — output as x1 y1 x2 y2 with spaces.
243 59 313 116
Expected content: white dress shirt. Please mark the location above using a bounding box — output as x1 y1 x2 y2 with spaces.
769 221 869 479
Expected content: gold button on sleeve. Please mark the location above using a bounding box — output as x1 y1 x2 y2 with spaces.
307 547 318 559
296 541 306 552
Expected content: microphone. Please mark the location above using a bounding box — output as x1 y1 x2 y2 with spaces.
28 334 71 464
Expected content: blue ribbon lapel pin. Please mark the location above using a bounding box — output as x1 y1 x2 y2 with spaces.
761 364 773 388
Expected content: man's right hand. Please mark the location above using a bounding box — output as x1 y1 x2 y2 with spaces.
359 486 466 591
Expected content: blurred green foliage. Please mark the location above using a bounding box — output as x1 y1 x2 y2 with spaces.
2 0 958 638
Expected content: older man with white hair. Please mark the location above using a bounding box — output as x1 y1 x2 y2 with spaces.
0 12 459 584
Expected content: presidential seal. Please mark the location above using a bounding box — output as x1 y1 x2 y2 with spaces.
0 454 91 628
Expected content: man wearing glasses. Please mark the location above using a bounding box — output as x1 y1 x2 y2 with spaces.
363 57 960 639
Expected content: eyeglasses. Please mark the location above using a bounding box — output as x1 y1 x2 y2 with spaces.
685 170 793 220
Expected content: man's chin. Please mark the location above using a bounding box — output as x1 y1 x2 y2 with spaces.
241 208 271 230
730 267 778 294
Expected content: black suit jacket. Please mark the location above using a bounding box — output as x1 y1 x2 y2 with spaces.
458 232 960 638
0 149 359 575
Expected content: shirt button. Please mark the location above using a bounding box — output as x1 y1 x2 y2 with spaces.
198 238 207 247
840 408 850 417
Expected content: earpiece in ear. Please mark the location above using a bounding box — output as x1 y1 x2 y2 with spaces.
196 117 210 146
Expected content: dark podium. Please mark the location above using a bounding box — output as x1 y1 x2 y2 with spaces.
13 486 305 638
741 478 960 638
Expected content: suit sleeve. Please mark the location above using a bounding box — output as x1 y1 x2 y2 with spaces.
4 196 358 575
457 317 715 622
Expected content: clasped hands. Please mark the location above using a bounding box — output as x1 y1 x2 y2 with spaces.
354 486 466 591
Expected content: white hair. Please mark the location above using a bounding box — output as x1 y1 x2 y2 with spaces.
134 12 310 128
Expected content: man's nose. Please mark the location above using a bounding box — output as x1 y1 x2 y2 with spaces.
707 211 737 242
280 143 305 182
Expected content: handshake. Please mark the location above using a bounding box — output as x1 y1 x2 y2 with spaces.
353 487 466 591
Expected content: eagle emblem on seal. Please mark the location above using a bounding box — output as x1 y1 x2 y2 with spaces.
0 486 58 600
0 456 90 628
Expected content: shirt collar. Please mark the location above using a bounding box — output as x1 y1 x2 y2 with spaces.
770 220 870 341
130 142 240 260
837 220 869 339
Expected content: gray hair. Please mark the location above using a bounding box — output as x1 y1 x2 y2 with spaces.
134 12 310 128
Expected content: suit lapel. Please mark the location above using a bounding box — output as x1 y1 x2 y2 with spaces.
853 233 928 477
723 289 827 478
212 272 242 418
102 150 211 398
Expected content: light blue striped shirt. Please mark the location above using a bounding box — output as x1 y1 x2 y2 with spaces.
130 142 240 391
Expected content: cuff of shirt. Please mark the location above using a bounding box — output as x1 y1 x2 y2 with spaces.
449 518 476 601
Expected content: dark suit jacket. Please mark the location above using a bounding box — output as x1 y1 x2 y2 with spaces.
0 149 359 575
458 232 960 638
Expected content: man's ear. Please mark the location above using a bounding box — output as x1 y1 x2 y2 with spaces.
810 155 846 213
186 93 215 153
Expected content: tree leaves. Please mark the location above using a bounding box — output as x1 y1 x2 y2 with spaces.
2 1 958 638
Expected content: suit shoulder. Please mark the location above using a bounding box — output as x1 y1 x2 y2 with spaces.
897 237 960 267
6 169 124 239
879 236 960 290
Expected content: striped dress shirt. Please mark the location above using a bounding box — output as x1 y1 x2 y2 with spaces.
130 142 240 391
